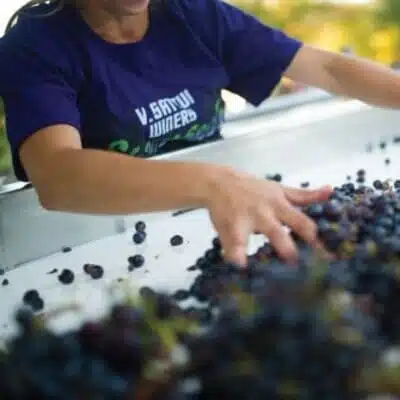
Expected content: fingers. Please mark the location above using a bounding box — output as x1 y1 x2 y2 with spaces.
279 202 318 246
257 211 298 264
216 217 251 268
283 185 332 206
278 201 334 260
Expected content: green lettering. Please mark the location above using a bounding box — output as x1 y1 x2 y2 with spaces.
108 139 129 153
130 146 141 156
184 124 200 139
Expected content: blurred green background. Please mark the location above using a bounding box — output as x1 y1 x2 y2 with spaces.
0 0 399 176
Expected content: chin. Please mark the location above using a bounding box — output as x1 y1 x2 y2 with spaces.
106 0 151 15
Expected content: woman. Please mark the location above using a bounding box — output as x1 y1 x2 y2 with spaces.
0 0 399 267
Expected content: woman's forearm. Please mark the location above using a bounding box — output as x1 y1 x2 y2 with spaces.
38 148 221 215
285 45 400 109
326 53 400 109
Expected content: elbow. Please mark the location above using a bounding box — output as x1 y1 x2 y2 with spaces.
36 183 64 212
31 170 70 212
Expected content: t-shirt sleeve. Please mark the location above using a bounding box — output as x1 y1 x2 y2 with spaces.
0 29 81 181
218 1 303 105
180 0 303 106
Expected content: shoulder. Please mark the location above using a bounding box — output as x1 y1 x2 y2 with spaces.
0 4 83 90
163 0 244 53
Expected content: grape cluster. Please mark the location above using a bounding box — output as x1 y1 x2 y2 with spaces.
2 179 400 398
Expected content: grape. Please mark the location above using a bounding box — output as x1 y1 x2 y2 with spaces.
83 264 104 280
373 180 384 190
58 269 74 285
135 221 146 232
265 173 282 182
133 231 147 244
170 235 184 247
128 254 145 270
3 178 400 398
22 289 44 312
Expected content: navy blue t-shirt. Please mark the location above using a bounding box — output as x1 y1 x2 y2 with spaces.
0 0 302 181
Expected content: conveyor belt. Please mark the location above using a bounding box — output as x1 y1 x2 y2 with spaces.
1 97 399 270
0 98 400 342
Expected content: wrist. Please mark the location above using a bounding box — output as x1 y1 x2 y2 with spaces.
194 162 235 208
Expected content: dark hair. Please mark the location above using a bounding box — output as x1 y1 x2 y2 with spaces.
5 0 64 33
4 0 165 34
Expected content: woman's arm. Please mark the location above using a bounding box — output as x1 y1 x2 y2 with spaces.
20 123 332 265
20 124 221 214
285 44 400 109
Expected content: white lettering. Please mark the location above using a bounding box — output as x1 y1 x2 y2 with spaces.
165 115 174 132
134 107 147 126
173 111 182 129
158 99 172 116
176 92 190 108
183 89 195 105
149 102 163 120
165 98 178 112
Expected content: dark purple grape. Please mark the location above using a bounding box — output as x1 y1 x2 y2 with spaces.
58 269 74 285
373 180 384 190
306 203 324 218
266 173 282 182
323 200 343 222
357 169 366 177
132 231 146 244
212 237 221 250
139 286 156 300
23 290 39 304
170 234 184 247
22 289 44 312
89 265 104 280
135 221 146 232
196 257 209 271
83 264 104 279
273 173 282 182
128 254 145 270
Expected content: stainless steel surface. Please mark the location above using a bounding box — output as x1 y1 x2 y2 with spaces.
225 88 332 122
1 98 399 270
0 189 118 269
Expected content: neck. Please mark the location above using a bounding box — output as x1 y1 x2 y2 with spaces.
78 1 150 44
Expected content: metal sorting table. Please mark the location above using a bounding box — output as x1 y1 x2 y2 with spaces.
1 97 400 342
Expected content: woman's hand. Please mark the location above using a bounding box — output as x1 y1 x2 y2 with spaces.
206 168 332 266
